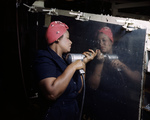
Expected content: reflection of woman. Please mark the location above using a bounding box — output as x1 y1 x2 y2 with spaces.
88 27 141 90
84 27 141 120
33 21 97 120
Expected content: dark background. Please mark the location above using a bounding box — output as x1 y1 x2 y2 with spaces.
1 0 150 120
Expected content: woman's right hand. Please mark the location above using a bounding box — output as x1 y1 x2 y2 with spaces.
71 60 86 71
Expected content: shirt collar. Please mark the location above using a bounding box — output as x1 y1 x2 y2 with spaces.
47 46 68 65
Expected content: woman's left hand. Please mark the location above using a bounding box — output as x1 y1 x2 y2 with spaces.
82 49 98 64
110 59 126 71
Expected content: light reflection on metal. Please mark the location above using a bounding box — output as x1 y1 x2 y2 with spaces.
43 8 58 15
116 18 141 31
69 10 90 21
23 3 37 13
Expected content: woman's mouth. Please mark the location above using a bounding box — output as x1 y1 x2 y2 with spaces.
101 46 105 50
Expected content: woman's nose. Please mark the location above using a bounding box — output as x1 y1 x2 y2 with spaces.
99 40 103 45
70 40 72 44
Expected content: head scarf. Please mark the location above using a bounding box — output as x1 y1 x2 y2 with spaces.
98 27 113 42
46 21 69 44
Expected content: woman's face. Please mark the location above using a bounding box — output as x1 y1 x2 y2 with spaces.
97 33 113 54
58 30 72 53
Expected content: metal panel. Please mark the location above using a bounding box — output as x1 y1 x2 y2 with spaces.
47 11 147 119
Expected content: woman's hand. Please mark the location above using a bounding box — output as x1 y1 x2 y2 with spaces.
96 49 105 63
110 59 141 81
72 60 86 71
82 49 97 64
110 59 125 71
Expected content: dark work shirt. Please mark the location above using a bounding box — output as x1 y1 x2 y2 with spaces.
33 46 82 120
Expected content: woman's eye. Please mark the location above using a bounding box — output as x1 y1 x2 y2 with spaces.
102 39 106 42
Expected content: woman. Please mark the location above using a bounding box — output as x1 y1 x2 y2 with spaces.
88 26 141 90
34 21 97 120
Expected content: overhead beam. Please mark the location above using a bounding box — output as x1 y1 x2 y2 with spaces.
112 1 150 20
115 1 150 9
